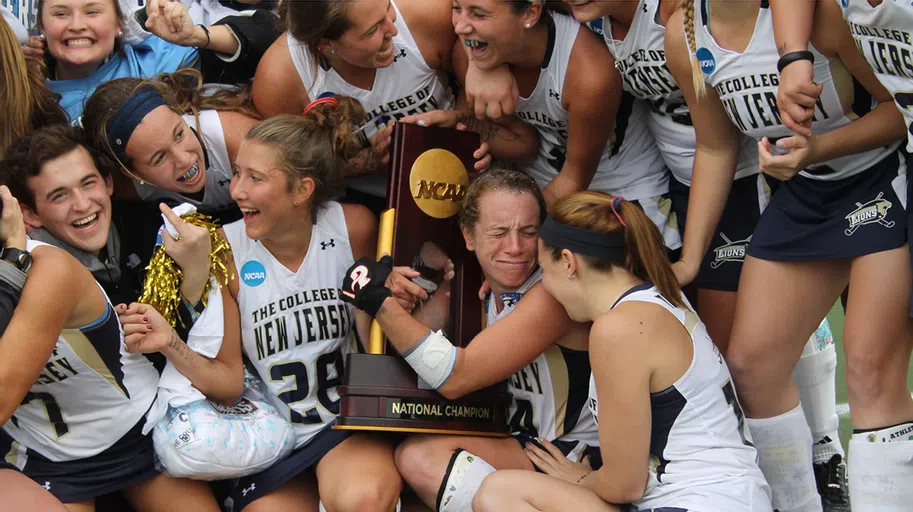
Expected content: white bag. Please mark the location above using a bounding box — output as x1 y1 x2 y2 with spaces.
152 370 296 480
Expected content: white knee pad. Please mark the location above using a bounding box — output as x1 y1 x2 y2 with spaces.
792 319 842 462
849 427 913 511
436 449 496 512
746 405 822 512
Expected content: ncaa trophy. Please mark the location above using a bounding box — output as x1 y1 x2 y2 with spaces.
334 123 511 436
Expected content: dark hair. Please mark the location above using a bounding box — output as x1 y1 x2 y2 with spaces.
36 0 126 75
0 17 67 157
82 69 258 175
242 96 368 218
0 124 106 211
460 164 546 233
543 191 684 308
278 0 353 68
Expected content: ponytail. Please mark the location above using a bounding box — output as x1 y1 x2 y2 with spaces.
545 191 684 308
243 95 368 218
680 0 708 97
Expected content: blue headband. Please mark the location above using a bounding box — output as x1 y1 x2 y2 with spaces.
539 215 626 262
105 87 169 160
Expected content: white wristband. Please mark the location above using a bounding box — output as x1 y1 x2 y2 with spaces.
403 330 457 390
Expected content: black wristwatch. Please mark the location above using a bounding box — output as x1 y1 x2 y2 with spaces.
0 247 32 272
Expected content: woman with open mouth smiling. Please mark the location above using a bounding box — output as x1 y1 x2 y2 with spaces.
33 0 278 122
251 0 526 208
442 0 679 253
81 69 260 217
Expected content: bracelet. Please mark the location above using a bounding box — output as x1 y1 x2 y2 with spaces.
196 24 211 49
776 50 814 73
576 471 593 485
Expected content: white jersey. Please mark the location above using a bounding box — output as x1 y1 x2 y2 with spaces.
288 1 453 198
588 283 771 511
486 269 598 448
589 5 758 186
839 0 913 153
694 0 900 181
133 110 235 212
516 12 668 201
223 202 356 448
2 241 159 462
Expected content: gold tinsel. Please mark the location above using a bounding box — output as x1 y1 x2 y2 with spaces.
138 212 233 327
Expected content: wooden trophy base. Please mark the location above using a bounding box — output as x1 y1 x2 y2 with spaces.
335 353 512 437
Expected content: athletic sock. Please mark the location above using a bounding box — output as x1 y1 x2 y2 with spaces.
436 449 496 512
746 404 822 512
849 422 913 511
792 318 843 465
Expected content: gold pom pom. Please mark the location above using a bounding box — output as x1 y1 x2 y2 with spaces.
138 213 233 327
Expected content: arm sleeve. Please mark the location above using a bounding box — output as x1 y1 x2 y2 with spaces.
201 9 281 84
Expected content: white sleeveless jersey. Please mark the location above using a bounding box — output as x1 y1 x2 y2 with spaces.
288 1 453 197
485 269 598 448
133 110 235 212
516 12 668 201
223 202 356 448
839 0 913 152
589 6 758 186
588 284 771 511
693 0 900 181
2 241 158 462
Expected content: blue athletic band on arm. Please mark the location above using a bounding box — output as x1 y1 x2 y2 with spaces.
539 215 626 262
105 88 169 160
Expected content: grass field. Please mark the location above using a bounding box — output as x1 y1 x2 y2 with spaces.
827 303 913 449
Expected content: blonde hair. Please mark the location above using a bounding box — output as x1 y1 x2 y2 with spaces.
0 17 66 158
544 191 684 308
681 0 708 97
243 97 368 218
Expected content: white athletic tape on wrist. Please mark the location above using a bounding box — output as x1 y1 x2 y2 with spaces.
404 330 457 390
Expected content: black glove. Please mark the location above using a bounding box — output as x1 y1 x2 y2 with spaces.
341 256 393 317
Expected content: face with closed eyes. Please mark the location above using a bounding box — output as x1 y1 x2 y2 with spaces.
326 0 399 69
124 106 207 195
462 189 541 293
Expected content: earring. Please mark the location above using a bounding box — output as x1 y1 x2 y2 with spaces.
525 23 531 29
331 49 336 55
566 273 576 280
117 30 123 36
294 200 300 206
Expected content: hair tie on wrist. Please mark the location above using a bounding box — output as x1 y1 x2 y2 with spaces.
776 50 814 73
197 24 211 49
303 97 339 117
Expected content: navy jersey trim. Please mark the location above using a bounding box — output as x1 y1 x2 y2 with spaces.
559 346 591 436
541 12 556 69
649 385 687 483
611 281 654 309
68 304 130 398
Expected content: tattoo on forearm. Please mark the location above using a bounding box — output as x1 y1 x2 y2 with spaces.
458 113 517 142
169 330 217 369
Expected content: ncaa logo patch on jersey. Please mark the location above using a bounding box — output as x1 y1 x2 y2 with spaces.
500 292 523 308
696 48 716 75
240 260 267 287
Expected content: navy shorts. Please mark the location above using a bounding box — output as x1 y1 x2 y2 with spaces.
669 174 770 292
0 418 158 503
226 424 351 511
513 432 602 470
749 151 907 261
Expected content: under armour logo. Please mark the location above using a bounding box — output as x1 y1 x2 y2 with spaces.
218 179 230 187
643 2 648 13
241 483 256 497
320 239 335 250
43 482 51 491
548 89 560 101
393 49 407 62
